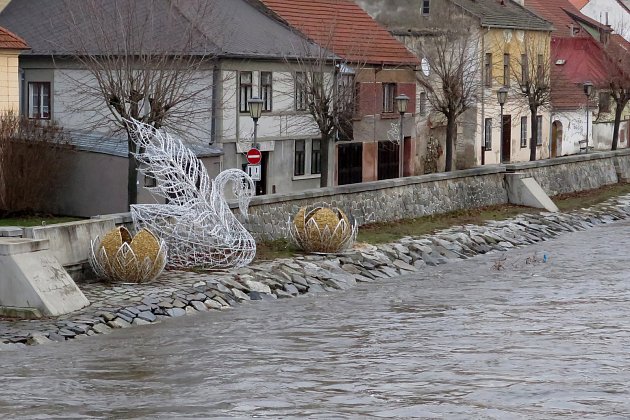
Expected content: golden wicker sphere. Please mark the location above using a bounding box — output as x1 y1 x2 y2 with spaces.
292 205 355 253
92 226 166 283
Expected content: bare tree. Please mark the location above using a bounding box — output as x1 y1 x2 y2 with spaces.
603 36 630 150
509 36 552 161
415 29 481 171
281 21 368 187
0 112 73 215
60 0 223 207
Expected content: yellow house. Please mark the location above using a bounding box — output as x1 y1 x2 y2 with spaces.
484 29 553 164
0 25 28 113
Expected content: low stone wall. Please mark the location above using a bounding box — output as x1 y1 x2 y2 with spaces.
243 166 509 240
505 150 630 196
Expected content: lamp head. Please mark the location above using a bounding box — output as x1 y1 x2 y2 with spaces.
395 94 410 114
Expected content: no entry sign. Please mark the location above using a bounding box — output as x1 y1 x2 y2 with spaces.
246 148 262 165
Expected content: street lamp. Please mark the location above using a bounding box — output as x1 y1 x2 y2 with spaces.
395 94 409 178
497 86 509 163
583 81 593 154
248 97 264 148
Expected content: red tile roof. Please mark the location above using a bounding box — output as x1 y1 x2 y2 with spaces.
526 0 610 38
551 37 609 109
568 0 589 9
259 0 419 66
0 26 28 50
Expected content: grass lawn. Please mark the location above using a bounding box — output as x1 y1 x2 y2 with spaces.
255 182 630 260
0 216 82 227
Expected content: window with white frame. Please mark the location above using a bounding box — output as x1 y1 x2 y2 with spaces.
260 71 272 112
239 71 252 113
294 139 306 176
484 53 493 87
484 118 492 150
339 73 355 112
536 115 543 146
383 83 396 113
28 82 51 119
295 72 308 111
503 53 510 87
521 54 529 84
520 116 528 148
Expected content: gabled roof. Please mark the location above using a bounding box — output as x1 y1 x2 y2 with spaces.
451 0 553 31
0 26 28 50
526 0 612 38
0 0 321 60
259 0 419 66
551 37 609 109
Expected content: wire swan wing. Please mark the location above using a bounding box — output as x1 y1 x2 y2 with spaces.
125 119 256 269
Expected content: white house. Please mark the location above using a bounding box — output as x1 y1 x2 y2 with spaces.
570 0 630 41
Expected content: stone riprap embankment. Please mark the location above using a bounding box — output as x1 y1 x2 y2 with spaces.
2 194 630 349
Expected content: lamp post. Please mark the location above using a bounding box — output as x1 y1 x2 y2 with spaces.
395 94 409 178
248 97 264 148
583 81 593 154
497 86 509 163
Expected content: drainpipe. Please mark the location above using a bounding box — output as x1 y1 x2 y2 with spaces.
19 68 25 116
210 63 220 145
481 28 488 165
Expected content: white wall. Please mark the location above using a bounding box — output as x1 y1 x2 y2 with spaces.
580 0 630 41
551 108 593 156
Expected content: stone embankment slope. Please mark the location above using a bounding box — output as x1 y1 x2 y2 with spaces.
2 194 630 348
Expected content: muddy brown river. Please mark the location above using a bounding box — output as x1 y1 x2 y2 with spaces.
2 221 630 418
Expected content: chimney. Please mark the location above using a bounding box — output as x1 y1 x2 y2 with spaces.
0 0 10 13
513 0 525 5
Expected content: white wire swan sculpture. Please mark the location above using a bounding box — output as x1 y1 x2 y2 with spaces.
125 119 256 269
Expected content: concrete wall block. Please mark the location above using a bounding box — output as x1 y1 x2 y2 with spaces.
0 239 89 316
22 218 117 267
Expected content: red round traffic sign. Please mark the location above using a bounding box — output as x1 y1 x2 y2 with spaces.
246 148 262 165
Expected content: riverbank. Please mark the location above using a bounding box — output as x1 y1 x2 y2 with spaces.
2 193 630 349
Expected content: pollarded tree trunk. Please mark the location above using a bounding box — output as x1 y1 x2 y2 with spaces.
445 116 457 172
127 137 139 209
529 106 538 161
319 133 331 188
612 101 625 151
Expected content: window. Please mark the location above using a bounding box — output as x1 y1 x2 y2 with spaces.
485 53 493 87
537 54 544 82
419 92 427 116
339 73 355 111
311 139 321 174
239 71 252 113
260 71 272 112
421 0 430 15
521 54 529 84
520 116 528 148
294 139 305 176
383 83 396 113
295 72 308 111
599 91 611 113
28 82 50 119
484 118 492 150
144 172 157 188
536 115 543 146
503 53 510 86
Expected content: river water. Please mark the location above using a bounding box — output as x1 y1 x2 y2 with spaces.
2 221 630 419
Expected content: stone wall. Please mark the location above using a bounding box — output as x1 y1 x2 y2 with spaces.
242 167 509 240
505 150 630 196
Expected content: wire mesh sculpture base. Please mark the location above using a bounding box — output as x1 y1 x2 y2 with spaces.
89 227 167 283
125 119 256 270
289 203 358 254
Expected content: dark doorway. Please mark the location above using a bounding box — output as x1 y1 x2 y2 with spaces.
551 120 562 158
338 142 363 185
378 141 399 180
501 114 511 163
